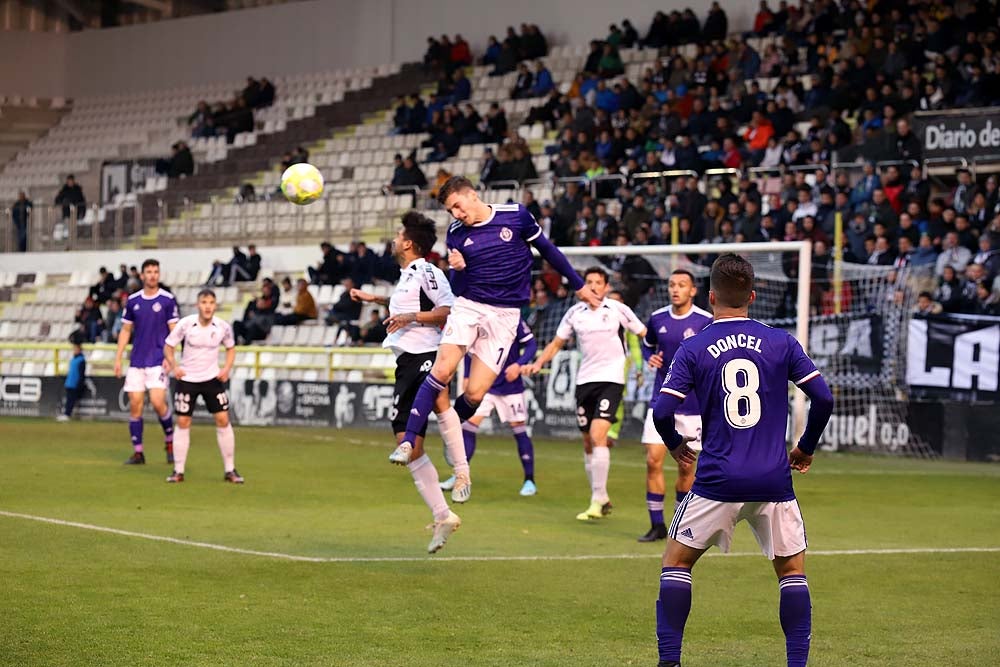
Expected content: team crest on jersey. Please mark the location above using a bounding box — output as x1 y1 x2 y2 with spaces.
683 327 695 339
152 302 162 313
499 227 513 242
132 304 139 311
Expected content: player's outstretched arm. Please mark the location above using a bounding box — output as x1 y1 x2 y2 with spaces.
114 321 132 378
522 336 565 376
791 374 834 473
530 234 598 307
350 288 387 306
652 392 697 464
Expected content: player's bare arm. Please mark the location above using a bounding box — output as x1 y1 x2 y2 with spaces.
522 336 566 376
384 306 451 334
218 346 236 383
163 343 184 379
350 288 388 306
114 321 133 378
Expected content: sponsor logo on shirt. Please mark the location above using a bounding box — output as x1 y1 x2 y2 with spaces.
659 325 667 333
499 227 513 242
463 238 474 247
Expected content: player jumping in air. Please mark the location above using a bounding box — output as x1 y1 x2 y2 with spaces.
524 267 647 521
441 317 539 497
114 259 179 465
163 289 243 483
652 254 833 667
391 176 600 492
637 270 712 543
350 212 468 553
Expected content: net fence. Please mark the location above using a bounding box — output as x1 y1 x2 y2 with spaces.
525 244 936 456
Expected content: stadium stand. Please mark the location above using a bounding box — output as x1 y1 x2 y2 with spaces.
3 1 1000 368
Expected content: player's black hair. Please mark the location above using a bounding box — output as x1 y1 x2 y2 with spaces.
583 266 609 283
68 330 85 346
436 175 475 205
670 269 696 284
197 289 217 300
400 210 437 257
710 253 754 309
140 258 159 271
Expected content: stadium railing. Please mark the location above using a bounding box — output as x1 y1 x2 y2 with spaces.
0 342 396 383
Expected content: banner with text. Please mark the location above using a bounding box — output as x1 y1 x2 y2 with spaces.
907 314 1000 402
912 109 1000 160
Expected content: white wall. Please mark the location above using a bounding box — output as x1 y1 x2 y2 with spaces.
0 243 322 275
0 30 68 98
59 0 754 98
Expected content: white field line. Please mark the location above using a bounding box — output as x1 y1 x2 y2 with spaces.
2 510 998 564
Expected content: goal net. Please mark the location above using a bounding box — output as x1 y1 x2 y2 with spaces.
516 241 935 457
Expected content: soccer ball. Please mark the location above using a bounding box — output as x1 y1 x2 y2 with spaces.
280 163 324 205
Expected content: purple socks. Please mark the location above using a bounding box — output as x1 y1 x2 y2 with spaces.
129 418 143 453
779 575 811 667
512 425 534 481
656 567 692 664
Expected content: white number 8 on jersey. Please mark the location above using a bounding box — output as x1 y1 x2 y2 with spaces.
721 359 762 429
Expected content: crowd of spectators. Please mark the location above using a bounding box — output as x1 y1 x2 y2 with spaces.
205 245 262 287
155 141 195 179
75 264 144 343
188 76 276 143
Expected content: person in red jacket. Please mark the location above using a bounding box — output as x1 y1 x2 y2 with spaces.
743 111 775 166
450 34 472 68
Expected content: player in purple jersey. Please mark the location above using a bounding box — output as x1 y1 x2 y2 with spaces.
651 254 833 667
637 270 712 543
114 259 179 465
441 318 539 496
391 176 599 490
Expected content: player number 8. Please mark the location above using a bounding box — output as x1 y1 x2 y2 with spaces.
721 359 761 429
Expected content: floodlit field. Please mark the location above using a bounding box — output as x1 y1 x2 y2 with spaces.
1 419 998 666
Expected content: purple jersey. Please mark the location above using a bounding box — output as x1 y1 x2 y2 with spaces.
122 288 179 368
447 203 542 307
463 318 536 396
643 305 713 415
660 317 820 503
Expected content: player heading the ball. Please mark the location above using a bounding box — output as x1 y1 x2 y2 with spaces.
390 176 601 468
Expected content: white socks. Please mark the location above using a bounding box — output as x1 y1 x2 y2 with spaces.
173 426 190 474
216 424 236 473
408 454 450 522
584 451 593 487
437 407 469 478
590 446 610 504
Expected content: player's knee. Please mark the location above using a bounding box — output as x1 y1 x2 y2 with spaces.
177 416 192 429
646 449 663 471
463 386 487 404
214 412 230 428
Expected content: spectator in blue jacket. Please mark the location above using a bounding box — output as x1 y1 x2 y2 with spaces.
531 62 555 97
451 70 472 103
58 332 86 422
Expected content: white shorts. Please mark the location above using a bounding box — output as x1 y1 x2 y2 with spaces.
474 392 527 424
440 297 520 375
669 492 808 560
642 409 702 452
124 366 168 393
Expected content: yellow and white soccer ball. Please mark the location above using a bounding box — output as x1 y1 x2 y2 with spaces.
280 162 324 205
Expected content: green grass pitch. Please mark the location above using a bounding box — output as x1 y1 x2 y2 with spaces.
1 419 998 666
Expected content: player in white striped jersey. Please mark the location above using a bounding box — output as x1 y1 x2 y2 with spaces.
349 212 468 553
524 267 647 521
